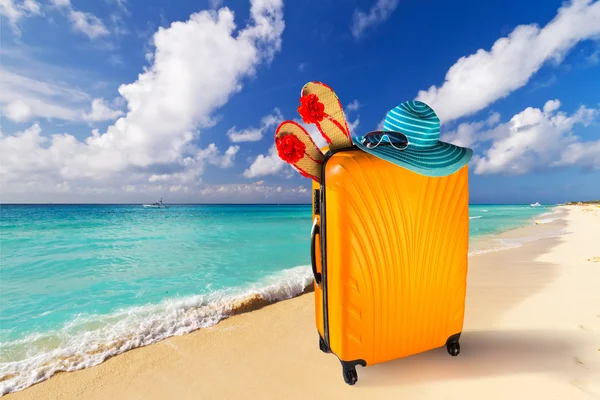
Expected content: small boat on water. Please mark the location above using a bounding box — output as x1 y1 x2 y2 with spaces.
143 198 166 208
530 202 542 207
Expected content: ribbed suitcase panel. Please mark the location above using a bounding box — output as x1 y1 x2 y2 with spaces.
322 151 469 365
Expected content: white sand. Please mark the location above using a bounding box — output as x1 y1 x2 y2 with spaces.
6 206 600 400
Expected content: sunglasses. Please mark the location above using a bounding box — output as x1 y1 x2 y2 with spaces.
360 130 409 150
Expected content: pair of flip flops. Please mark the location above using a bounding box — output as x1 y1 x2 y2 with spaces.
275 82 353 182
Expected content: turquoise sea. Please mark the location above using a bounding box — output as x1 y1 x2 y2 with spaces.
0 203 555 394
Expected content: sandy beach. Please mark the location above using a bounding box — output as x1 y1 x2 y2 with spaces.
6 205 600 400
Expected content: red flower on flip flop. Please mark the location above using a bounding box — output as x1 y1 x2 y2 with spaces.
276 134 306 164
298 94 325 124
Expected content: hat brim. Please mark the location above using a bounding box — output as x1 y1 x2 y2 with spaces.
353 137 473 177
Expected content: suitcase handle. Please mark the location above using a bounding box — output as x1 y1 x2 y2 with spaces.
311 218 322 286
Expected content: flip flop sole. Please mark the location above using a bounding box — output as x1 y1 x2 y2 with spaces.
301 82 353 151
275 121 325 182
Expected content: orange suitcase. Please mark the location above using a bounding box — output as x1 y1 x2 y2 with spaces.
310 147 470 385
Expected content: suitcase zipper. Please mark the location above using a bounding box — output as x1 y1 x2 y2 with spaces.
320 151 330 349
319 146 360 350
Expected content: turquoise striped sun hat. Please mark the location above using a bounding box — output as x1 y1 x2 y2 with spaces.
353 100 473 177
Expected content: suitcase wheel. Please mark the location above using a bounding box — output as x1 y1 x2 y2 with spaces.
318 335 331 353
342 368 358 385
447 341 460 357
340 360 366 386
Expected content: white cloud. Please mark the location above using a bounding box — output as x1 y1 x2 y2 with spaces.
69 10 109 38
416 0 600 123
0 67 125 123
109 12 129 36
3 99 32 123
543 99 561 115
243 145 286 178
22 0 38 12
146 143 240 185
346 99 360 112
1 0 285 202
344 100 361 135
196 182 310 202
82 98 124 122
471 99 599 174
197 143 240 168
441 124 481 149
556 140 600 169
227 108 282 142
111 0 129 14
586 48 600 65
486 111 501 125
227 128 262 142
441 112 500 148
51 0 110 39
209 0 223 9
0 123 59 188
0 0 42 34
2 0 127 38
351 0 398 40
0 67 90 122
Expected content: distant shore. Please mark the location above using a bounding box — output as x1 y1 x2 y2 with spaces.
563 200 600 205
6 205 600 399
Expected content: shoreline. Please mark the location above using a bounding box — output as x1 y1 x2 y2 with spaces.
467 205 566 255
6 205 599 399
0 267 316 395
4 205 597 398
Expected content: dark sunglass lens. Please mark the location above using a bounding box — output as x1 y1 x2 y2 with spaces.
365 132 383 141
362 131 408 149
385 132 408 144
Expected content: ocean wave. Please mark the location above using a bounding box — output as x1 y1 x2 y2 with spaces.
468 228 567 256
531 208 562 225
469 216 482 219
468 242 523 255
0 265 313 395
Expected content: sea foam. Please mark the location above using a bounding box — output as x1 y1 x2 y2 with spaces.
0 265 313 395
533 212 560 225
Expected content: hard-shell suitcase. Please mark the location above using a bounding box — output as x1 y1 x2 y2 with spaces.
310 146 470 385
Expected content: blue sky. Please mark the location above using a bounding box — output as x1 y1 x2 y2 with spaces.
1 0 599 204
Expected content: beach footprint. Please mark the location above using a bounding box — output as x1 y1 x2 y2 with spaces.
573 357 588 368
586 256 600 263
571 378 600 397
571 353 600 396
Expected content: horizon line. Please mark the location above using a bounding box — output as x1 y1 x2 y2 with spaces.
0 202 561 206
